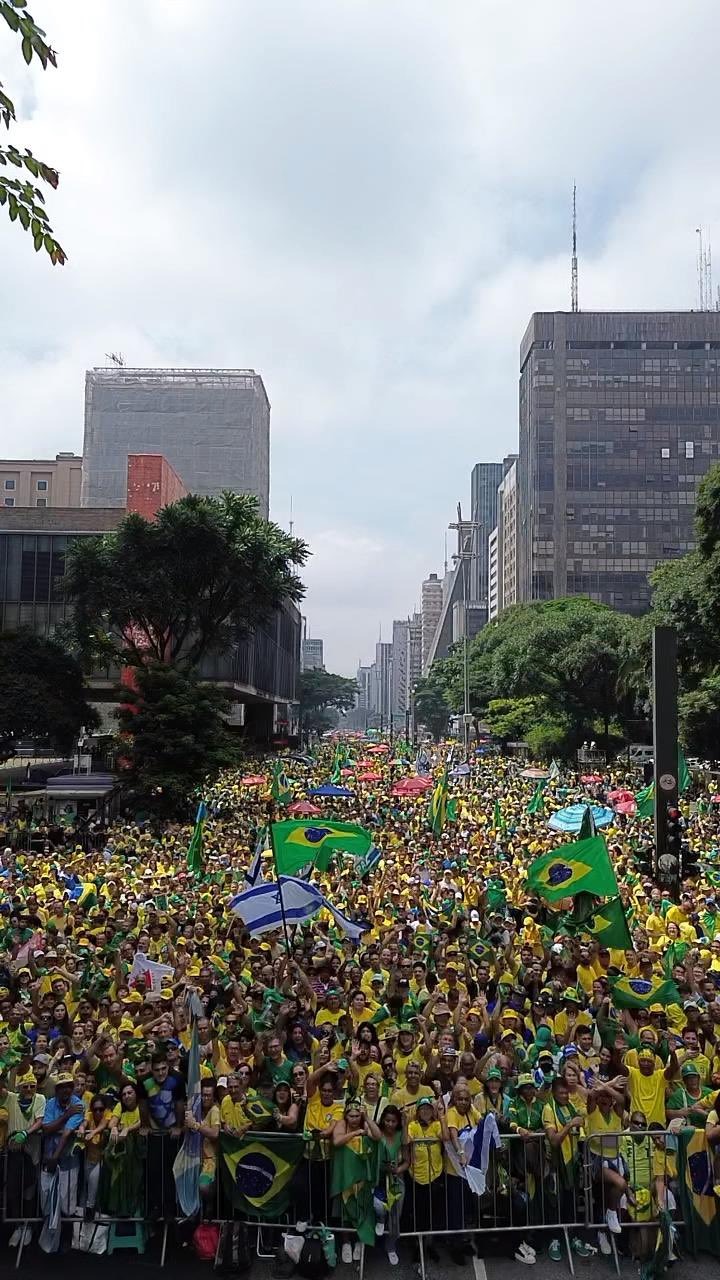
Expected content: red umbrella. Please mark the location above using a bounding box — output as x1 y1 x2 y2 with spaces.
614 800 636 815
520 767 549 780
608 788 634 804
581 773 604 784
239 775 266 786
356 759 374 768
394 776 433 794
356 771 382 782
368 744 390 754
712 794 720 804
341 767 355 776
288 799 322 816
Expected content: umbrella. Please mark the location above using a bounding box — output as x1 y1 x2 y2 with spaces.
608 787 636 816
712 794 720 804
308 784 355 798
368 744 390 754
393 776 433 794
356 772 382 783
288 800 322 816
356 759 374 768
547 804 614 833
520 767 549 780
285 754 315 766
239 775 266 786
581 773 604 784
341 767 355 776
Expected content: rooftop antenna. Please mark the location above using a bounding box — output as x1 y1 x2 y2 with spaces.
443 530 448 575
696 228 705 309
288 493 294 537
707 238 714 311
571 184 579 313
105 351 125 367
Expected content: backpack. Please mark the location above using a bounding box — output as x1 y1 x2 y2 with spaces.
193 1222 221 1262
296 1232 329 1280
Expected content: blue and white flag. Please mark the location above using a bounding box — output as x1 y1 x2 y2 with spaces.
415 749 430 776
245 824 269 887
229 877 369 941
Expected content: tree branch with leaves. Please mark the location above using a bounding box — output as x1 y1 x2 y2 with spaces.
0 0 66 263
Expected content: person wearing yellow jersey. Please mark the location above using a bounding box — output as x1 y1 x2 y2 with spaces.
407 1094 449 1256
392 1025 428 1087
219 1074 251 1137
624 1046 678 1128
586 1080 629 1237
444 1081 482 1262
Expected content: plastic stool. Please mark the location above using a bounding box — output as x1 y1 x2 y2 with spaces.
108 1219 146 1254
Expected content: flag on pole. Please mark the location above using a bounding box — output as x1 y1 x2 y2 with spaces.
428 769 448 836
493 799 506 831
585 897 633 950
173 1013 202 1216
186 801 207 875
245 824 269 887
678 747 692 795
416 749 430 776
548 759 561 782
271 760 293 806
610 974 680 1011
271 819 375 877
634 782 654 819
526 833 618 903
527 781 546 815
229 876 368 940
578 804 597 841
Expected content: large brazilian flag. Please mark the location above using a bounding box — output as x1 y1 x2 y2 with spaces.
609 975 680 1011
272 820 374 877
677 1126 720 1257
221 1131 305 1218
526 834 617 903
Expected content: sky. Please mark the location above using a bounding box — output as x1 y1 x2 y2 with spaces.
3 2 720 675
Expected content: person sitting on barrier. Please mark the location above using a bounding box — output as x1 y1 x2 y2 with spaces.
585 1079 629 1239
542 1075 593 1262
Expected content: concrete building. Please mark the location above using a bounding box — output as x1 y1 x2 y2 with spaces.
0 453 82 509
82 367 270 516
421 573 443 667
374 641 393 723
518 311 720 613
469 461 508 605
488 526 500 621
355 665 373 710
391 618 409 718
408 611 423 691
301 638 324 671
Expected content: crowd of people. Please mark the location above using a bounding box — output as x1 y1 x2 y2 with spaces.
0 743 718 1266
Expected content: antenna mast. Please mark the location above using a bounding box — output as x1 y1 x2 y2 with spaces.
571 184 579 313
697 228 705 309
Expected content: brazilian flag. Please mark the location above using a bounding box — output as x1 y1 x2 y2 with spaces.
610 974 680 1011
677 1126 720 1252
77 881 98 910
634 782 654 819
271 761 293 806
221 1131 305 1218
493 799 506 831
585 897 632 950
331 1141 376 1245
527 781 546 815
526 834 618 903
272 819 374 877
428 770 448 836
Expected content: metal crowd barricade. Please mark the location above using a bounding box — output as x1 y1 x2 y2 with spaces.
0 1125 691 1273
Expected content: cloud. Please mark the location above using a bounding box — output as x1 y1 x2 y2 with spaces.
1 0 719 670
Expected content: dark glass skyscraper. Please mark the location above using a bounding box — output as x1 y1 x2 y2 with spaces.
518 311 720 613
470 459 515 605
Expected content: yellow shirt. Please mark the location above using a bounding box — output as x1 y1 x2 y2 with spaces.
111 1103 140 1130
586 1106 622 1158
408 1119 443 1184
393 1048 426 1088
627 1066 668 1126
220 1096 249 1133
444 1104 481 1173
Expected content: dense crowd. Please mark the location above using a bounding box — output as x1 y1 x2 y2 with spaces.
0 744 719 1265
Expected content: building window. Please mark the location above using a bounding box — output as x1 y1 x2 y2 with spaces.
685 441 695 458
661 448 670 459
36 498 47 508
36 480 48 492
4 497 14 507
4 479 15 490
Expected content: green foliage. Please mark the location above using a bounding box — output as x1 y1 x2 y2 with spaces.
0 629 96 761
413 675 450 741
65 492 308 670
117 665 235 815
430 597 641 758
649 463 720 755
298 669 358 732
0 1 66 263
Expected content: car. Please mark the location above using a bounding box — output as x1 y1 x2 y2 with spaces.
616 744 654 765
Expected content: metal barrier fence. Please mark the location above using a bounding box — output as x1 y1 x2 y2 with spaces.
0 1126 691 1275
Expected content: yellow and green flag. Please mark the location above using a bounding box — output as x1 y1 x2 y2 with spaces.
526 833 618 903
331 1141 376 1245
221 1131 304 1218
527 781 546 815
634 782 654 818
272 819 374 877
610 974 680 1011
428 769 448 836
271 760 293 806
186 801 207 875
585 897 632 951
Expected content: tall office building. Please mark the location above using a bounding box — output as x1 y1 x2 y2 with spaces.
488 459 519 619
391 618 409 718
488 526 500 621
469 460 512 605
518 312 720 613
374 641 393 721
82 367 270 516
421 573 443 667
301 638 324 671
356 665 373 710
408 611 423 690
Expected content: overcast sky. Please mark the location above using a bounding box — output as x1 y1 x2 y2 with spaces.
3 2 720 675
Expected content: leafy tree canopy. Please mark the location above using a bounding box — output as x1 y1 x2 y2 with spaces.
0 630 96 762
66 492 308 670
0 1 65 263
413 675 450 741
298 670 358 731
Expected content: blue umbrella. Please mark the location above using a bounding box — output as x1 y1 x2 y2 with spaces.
547 803 614 834
308 784 355 798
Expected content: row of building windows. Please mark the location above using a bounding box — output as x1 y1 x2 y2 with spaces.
3 479 48 491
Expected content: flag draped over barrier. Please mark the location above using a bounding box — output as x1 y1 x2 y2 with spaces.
221 1132 305 1218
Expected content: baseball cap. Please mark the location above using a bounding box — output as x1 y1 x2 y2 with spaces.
486 1067 502 1081
638 1048 656 1062
681 1062 700 1078
517 1073 536 1089
54 1073 74 1087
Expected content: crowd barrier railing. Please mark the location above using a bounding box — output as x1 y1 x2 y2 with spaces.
0 1126 695 1276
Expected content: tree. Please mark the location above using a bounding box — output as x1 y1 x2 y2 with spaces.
0 2 65 263
66 492 308 670
117 665 236 815
413 675 450 741
298 669 358 732
0 630 95 761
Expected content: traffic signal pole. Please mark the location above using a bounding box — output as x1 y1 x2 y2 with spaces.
652 625 679 896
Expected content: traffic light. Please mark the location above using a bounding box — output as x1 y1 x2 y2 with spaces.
666 806 682 862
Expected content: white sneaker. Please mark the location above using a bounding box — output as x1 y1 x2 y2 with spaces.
22 1228 31 1246
597 1231 612 1256
353 1242 362 1261
519 1243 537 1259
295 1221 308 1234
514 1250 536 1265
8 1228 20 1248
375 1221 385 1236
388 1250 399 1266
342 1243 353 1264
605 1209 621 1235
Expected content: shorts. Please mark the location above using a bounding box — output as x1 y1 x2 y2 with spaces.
590 1153 627 1182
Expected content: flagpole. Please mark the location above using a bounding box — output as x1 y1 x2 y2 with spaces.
268 815 294 960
